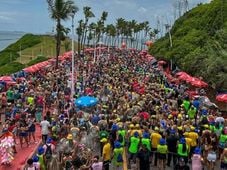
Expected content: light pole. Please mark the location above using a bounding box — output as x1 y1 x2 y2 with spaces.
71 13 75 100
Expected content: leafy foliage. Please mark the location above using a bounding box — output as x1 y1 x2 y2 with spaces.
0 62 24 75
27 56 48 66
149 0 227 89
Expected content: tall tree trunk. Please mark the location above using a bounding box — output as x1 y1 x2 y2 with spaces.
55 20 61 69
83 29 88 50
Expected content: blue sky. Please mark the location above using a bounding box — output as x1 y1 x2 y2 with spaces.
0 0 210 34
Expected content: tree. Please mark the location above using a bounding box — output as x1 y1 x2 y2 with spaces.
46 0 78 68
76 19 83 53
81 6 95 50
96 11 108 44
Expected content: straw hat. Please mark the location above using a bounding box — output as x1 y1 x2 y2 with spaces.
67 134 73 140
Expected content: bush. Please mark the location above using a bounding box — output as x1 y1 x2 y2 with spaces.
0 62 24 75
27 56 48 66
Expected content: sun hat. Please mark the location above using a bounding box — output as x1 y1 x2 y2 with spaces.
154 127 159 131
67 134 73 140
160 138 166 145
100 138 107 143
38 147 44 155
129 124 134 128
135 124 140 128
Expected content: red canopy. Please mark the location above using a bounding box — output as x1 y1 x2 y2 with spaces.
175 72 189 77
190 78 208 88
216 94 227 103
0 76 13 82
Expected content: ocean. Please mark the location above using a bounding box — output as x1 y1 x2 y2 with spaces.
0 31 25 52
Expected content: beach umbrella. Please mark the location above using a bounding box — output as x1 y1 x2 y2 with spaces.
175 71 190 77
0 76 13 82
121 42 127 48
216 94 227 103
190 79 208 88
75 96 98 108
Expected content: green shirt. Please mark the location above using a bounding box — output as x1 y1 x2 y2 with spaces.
37 154 46 170
187 108 196 119
141 138 151 151
118 129 126 146
129 136 140 154
6 90 13 100
183 100 190 111
177 144 189 156
157 144 168 154
219 134 227 143
113 147 124 166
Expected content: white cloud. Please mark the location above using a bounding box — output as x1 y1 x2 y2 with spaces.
138 7 147 13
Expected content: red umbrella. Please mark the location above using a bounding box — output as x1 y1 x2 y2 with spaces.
178 74 192 81
190 79 208 88
216 94 227 103
0 76 13 82
138 112 150 119
175 72 190 77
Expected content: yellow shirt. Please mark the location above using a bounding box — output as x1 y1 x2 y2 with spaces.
102 143 111 161
151 132 162 148
185 137 192 150
188 132 198 147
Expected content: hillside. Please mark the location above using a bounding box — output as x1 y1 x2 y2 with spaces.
0 34 76 75
149 0 227 90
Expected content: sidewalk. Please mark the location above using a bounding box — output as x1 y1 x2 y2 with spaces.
0 125 41 170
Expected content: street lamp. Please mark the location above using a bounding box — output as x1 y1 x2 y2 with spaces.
71 12 75 100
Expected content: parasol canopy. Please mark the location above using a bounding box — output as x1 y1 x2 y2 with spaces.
75 96 98 108
216 94 227 103
0 76 13 82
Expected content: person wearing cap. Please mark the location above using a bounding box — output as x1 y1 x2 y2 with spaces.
101 138 111 170
167 129 178 167
141 132 151 152
37 146 46 170
192 147 203 170
150 126 162 166
99 128 109 155
136 144 151 170
128 131 140 168
40 116 51 144
220 148 227 170
32 155 40 170
91 155 103 170
117 124 126 147
188 127 199 158
177 138 189 164
157 138 168 169
112 141 124 169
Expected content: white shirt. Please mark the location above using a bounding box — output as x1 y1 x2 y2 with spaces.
40 120 50 135
92 162 103 170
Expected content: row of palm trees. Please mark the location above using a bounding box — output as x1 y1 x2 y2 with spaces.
46 0 159 68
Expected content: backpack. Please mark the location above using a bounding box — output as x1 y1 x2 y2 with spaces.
117 153 123 163
45 144 52 160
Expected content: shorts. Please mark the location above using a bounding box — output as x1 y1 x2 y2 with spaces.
158 153 166 160
19 132 28 137
28 125 36 132
207 152 216 162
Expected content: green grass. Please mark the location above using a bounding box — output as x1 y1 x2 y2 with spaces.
0 62 24 75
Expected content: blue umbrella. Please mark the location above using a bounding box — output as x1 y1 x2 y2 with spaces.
75 96 98 108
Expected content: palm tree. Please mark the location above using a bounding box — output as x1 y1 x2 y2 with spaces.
46 0 78 68
96 11 108 44
81 6 95 50
76 19 83 53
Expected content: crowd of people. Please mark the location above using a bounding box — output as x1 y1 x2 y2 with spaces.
0 48 227 170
